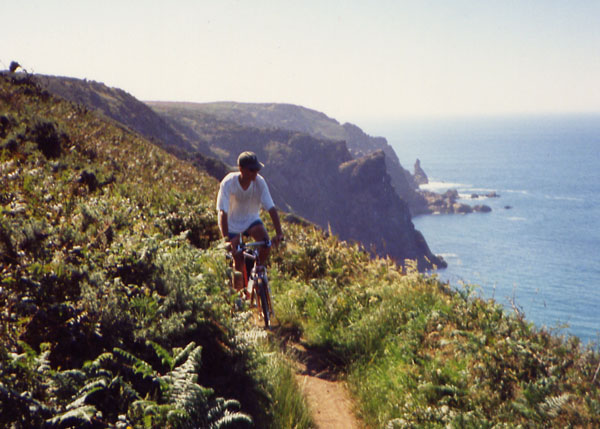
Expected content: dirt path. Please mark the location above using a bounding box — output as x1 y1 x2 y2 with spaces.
277 328 364 429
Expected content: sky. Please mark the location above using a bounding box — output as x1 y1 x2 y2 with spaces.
3 0 600 124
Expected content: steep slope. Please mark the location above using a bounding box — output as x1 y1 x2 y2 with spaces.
39 75 207 154
0 72 289 428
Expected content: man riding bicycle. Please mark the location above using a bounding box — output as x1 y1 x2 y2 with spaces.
216 151 284 293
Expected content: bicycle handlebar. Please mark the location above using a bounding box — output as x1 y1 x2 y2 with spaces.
220 235 283 254
242 240 271 248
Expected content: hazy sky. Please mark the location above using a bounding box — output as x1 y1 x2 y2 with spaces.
3 0 600 123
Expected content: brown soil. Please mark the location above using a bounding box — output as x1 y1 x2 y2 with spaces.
276 327 365 429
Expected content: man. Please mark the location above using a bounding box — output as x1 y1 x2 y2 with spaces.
216 151 283 292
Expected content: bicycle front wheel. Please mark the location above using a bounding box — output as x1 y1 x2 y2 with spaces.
256 277 271 328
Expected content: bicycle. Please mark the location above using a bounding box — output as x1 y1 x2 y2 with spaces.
226 235 275 329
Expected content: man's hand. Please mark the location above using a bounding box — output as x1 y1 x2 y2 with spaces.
220 238 233 252
267 207 284 247
272 233 284 247
228 234 242 254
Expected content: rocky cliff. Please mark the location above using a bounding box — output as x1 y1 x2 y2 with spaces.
335 151 444 268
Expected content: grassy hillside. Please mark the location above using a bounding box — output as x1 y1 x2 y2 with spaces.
40 75 205 154
2 71 599 428
271 232 600 426
147 101 348 143
0 72 313 428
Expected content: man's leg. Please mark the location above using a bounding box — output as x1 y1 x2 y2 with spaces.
247 223 270 267
229 234 245 292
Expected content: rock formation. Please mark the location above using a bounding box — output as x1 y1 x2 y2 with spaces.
413 159 429 185
418 189 492 215
335 151 446 269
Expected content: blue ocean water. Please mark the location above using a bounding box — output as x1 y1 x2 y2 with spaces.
368 115 600 344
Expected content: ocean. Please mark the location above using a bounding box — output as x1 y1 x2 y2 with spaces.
367 115 600 345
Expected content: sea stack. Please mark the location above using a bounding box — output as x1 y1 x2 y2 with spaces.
413 158 429 185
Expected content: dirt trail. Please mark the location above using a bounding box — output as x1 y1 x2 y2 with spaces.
278 329 364 429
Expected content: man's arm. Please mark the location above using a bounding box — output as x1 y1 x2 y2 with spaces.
268 206 284 245
218 210 229 240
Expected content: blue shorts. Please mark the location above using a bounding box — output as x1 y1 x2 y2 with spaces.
228 219 264 240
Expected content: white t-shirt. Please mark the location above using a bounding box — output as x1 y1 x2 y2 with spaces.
216 172 275 234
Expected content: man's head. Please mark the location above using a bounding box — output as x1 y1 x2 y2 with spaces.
237 151 264 172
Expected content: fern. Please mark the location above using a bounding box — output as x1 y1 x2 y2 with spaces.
49 368 87 399
206 398 253 428
131 398 176 416
539 393 571 418
162 345 210 409
209 410 254 429
160 343 252 428
114 347 155 379
148 340 175 370
35 349 52 374
108 375 141 403
82 352 114 372
0 382 52 426
46 405 97 427
65 378 107 411
172 341 198 369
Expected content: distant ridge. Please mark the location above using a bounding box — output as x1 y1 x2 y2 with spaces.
149 101 431 214
39 75 204 153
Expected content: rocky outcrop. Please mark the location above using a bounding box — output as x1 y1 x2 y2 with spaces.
418 189 492 214
471 191 500 199
335 151 446 269
413 159 428 185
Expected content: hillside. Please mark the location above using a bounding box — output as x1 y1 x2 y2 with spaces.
0 71 314 428
39 75 199 152
42 76 444 270
2 71 600 428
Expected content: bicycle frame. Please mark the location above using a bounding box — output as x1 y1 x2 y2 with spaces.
232 236 274 328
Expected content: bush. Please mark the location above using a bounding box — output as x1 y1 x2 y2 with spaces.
27 119 66 159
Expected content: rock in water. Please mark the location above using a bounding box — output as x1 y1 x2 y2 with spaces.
413 158 429 185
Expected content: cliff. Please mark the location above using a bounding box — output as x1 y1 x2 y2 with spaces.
335 151 443 269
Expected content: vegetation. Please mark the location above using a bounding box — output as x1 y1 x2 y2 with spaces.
1 71 599 428
0 72 312 428
269 225 600 427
